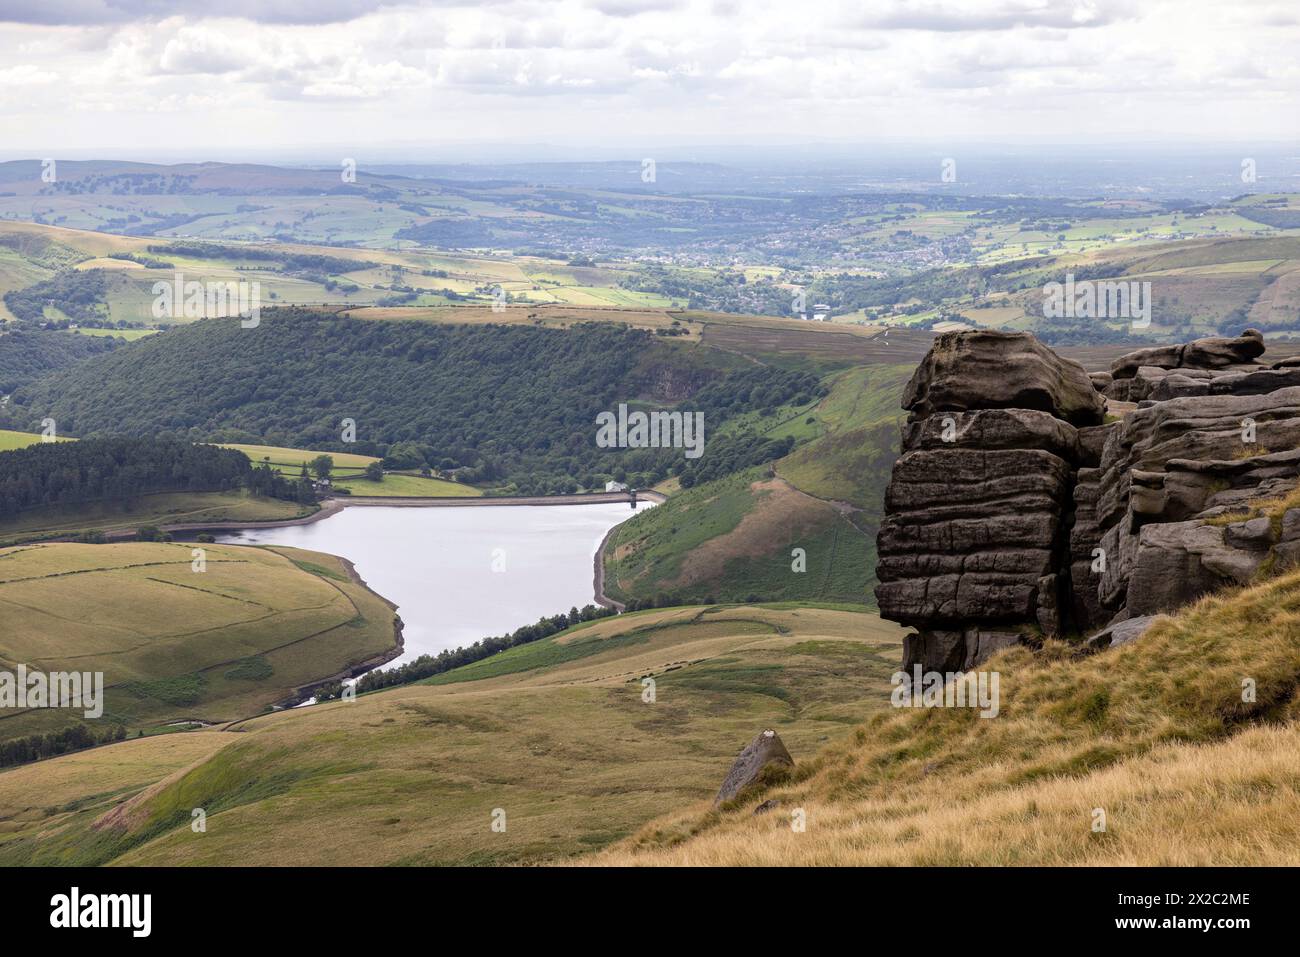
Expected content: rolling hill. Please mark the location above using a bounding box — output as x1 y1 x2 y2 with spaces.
0 542 400 749
0 604 904 865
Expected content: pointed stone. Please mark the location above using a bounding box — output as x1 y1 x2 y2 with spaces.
714 729 794 806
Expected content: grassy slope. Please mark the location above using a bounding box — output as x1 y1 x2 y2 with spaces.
0 490 311 546
599 568 1300 865
0 542 399 741
602 362 911 607
959 234 1300 339
9 569 1300 866
0 605 904 866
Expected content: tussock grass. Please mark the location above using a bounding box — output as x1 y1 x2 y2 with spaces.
597 570 1300 865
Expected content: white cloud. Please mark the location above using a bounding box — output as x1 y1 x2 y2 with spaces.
0 0 1293 151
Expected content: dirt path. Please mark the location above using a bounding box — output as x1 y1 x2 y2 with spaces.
593 524 626 612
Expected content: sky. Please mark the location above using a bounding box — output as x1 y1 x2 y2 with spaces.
0 0 1296 161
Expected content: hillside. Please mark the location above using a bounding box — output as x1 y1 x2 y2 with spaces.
0 313 783 494
7 563 1300 867
0 542 400 750
597 569 1300 865
947 233 1300 344
602 362 913 607
0 327 121 391
0 604 904 865
0 435 315 544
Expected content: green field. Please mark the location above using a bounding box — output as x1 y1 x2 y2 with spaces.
0 430 73 452
220 443 481 497
333 472 480 497
604 468 872 606
221 443 379 475
0 604 904 865
0 542 400 743
72 327 156 341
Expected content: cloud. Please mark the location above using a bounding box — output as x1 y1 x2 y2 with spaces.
849 0 1133 32
0 0 427 27
0 0 1294 149
586 0 682 17
156 27 259 74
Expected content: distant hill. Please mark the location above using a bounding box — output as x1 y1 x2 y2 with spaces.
0 311 820 495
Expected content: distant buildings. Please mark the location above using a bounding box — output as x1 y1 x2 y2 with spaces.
605 481 629 492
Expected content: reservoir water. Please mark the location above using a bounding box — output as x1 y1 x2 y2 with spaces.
217 501 653 669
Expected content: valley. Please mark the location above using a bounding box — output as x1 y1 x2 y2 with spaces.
0 155 1299 876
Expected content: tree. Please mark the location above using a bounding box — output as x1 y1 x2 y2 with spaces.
364 461 384 482
309 455 334 481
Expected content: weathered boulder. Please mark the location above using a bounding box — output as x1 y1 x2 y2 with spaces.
1077 423 1117 467
1224 516 1274 550
1110 344 1185 379
1110 330 1265 380
715 729 794 805
1086 614 1171 651
900 408 1080 461
1184 329 1266 369
1127 521 1264 615
1206 366 1300 397
902 628 1022 672
903 330 1104 426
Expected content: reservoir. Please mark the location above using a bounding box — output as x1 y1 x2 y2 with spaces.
217 500 653 669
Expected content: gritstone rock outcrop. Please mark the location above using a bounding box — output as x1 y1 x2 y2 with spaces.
876 328 1300 670
714 728 794 805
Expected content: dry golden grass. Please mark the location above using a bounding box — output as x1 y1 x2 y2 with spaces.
595 723 1300 866
596 569 1300 866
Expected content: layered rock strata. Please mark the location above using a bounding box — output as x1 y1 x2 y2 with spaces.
877 328 1300 670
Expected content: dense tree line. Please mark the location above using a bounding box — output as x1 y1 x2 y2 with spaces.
3 269 109 324
326 603 618 698
145 243 375 276
4 313 816 493
0 329 121 392
0 437 310 519
0 721 127 768
677 432 796 487
689 366 823 417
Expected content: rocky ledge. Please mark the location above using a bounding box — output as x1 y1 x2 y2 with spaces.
876 328 1300 670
